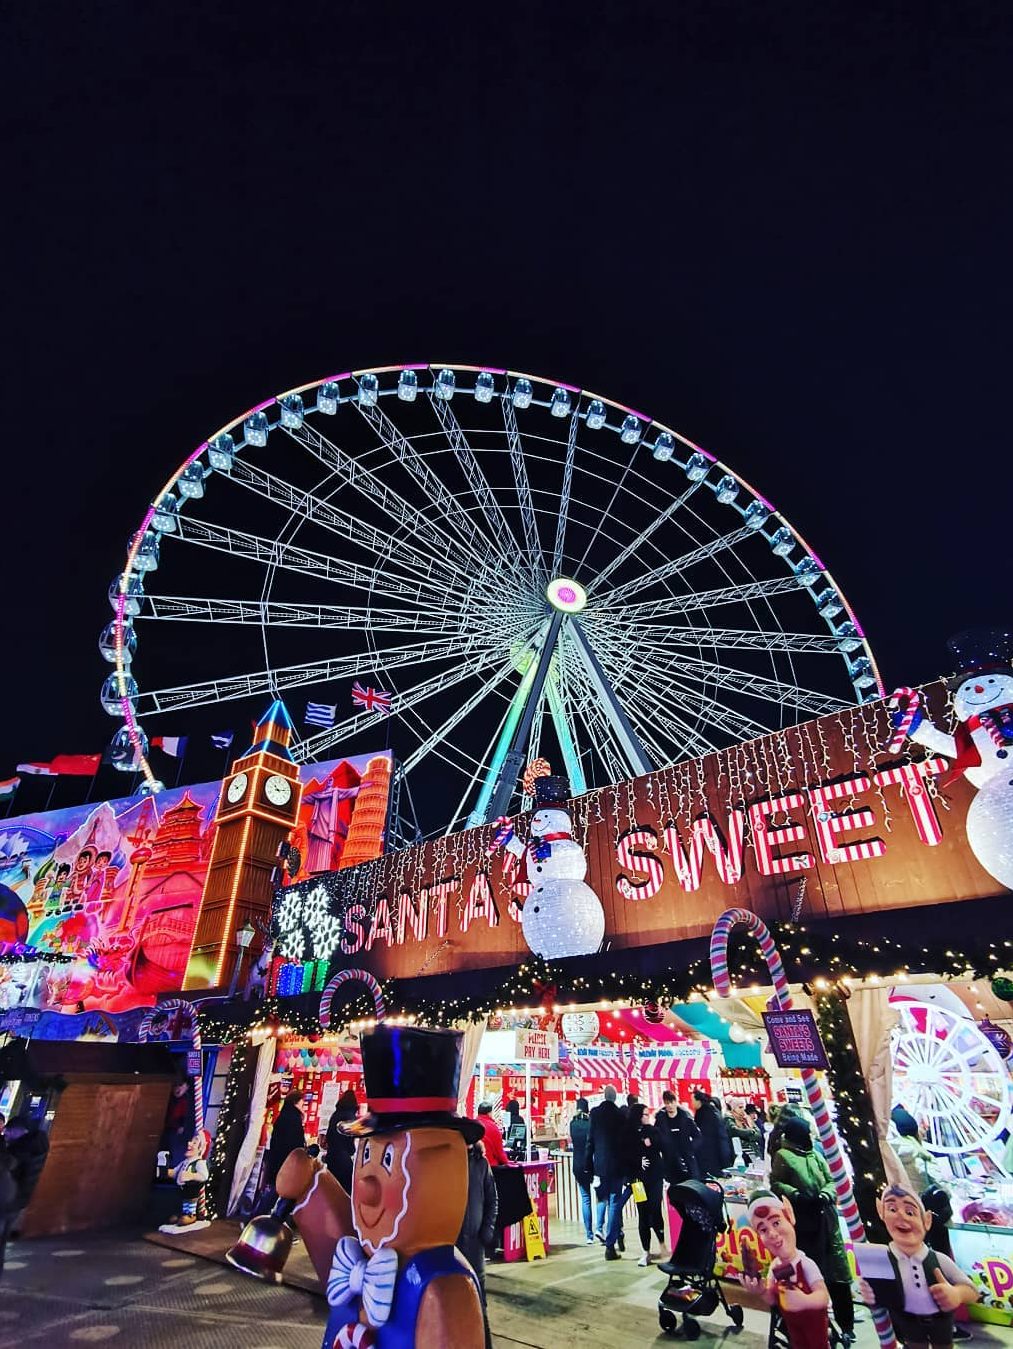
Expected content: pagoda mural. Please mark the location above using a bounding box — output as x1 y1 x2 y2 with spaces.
0 708 392 1016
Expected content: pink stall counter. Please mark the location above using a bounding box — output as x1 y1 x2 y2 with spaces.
504 1161 554 1261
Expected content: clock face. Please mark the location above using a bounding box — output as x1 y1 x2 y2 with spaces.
264 774 292 807
226 771 249 804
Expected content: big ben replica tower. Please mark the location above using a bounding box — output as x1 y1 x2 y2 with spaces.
183 699 302 990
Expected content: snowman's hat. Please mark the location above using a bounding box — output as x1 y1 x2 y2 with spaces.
944 629 1013 689
533 774 571 805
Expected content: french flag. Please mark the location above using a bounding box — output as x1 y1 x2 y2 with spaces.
151 736 188 758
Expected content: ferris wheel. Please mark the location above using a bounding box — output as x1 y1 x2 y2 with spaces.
101 363 881 834
892 1001 1012 1159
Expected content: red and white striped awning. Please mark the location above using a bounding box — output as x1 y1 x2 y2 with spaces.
637 1053 716 1082
573 1054 635 1082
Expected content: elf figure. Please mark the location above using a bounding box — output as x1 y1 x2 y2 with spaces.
858 1184 977 1349
741 1190 831 1349
159 1129 212 1234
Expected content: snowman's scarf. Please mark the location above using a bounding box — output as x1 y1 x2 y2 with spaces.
528 831 572 862
946 704 1013 783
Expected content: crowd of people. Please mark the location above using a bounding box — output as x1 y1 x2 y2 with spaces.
568 1085 743 1266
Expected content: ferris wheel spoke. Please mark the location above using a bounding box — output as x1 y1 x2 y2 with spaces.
284 419 500 584
623 577 807 623
401 649 534 775
552 411 580 577
594 524 756 606
560 645 641 785
426 393 524 571
613 620 853 656
136 593 518 636
583 624 848 717
292 640 519 763
592 481 703 589
172 515 485 610
589 643 729 755
546 662 587 795
217 455 467 591
133 632 508 718
354 398 522 580
501 395 545 581
594 643 772 745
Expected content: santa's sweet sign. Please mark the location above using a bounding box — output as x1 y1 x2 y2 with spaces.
271 678 1008 983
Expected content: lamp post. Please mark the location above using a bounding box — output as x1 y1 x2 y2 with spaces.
228 919 256 999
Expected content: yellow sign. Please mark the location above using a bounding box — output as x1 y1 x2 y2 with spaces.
522 1212 546 1261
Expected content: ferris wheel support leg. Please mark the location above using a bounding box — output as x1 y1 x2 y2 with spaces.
568 620 653 778
546 675 587 795
483 609 567 822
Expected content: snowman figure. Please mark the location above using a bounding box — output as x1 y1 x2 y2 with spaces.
492 800 606 960
896 630 1013 891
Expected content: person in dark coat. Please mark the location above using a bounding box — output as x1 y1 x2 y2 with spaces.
569 1097 595 1243
692 1090 733 1177
324 1089 358 1193
655 1090 701 1185
0 1112 50 1277
622 1103 666 1266
771 1115 854 1337
589 1084 625 1259
265 1089 306 1189
504 1099 528 1160
457 1141 499 1349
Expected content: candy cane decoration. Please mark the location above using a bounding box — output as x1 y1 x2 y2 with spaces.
886 686 921 754
139 998 204 1133
709 909 897 1349
486 815 515 857
319 968 386 1028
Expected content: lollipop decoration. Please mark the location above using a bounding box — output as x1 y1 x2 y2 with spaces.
885 686 922 754
709 908 897 1349
522 756 552 797
486 815 516 857
319 968 386 1028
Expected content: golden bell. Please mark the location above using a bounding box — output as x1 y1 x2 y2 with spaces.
226 1213 293 1283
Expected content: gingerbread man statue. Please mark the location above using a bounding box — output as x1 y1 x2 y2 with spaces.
276 1023 485 1349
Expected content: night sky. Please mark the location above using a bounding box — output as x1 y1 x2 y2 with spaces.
6 2 1010 810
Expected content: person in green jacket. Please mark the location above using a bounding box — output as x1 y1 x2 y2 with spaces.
771 1116 855 1342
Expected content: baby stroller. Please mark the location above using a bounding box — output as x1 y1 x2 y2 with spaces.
658 1180 744 1339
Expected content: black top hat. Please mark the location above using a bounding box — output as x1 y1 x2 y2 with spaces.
944 629 1013 690
533 773 570 805
341 1024 483 1143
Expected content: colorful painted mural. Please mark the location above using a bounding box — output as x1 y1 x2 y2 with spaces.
0 750 390 1017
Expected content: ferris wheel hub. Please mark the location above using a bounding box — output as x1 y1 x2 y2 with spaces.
546 576 587 614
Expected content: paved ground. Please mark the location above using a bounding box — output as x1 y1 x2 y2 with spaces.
2 1224 1012 1349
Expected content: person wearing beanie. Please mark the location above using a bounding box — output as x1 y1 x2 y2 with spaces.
771 1115 855 1341
475 1102 510 1169
324 1088 359 1192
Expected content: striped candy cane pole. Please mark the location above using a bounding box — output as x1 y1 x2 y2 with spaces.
709 908 896 1349
139 998 204 1133
319 968 386 1028
886 686 921 754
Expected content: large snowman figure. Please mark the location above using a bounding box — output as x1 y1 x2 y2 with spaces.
496 805 606 960
899 631 1013 890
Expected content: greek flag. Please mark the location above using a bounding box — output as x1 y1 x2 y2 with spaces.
305 701 336 729
211 731 234 750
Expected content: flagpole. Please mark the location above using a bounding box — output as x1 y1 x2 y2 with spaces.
83 770 97 805
45 777 58 811
174 744 186 789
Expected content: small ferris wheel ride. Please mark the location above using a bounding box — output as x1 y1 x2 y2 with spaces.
101 363 882 836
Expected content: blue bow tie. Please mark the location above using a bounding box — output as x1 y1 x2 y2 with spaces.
326 1236 399 1328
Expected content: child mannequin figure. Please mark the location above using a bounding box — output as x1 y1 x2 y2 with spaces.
159 1129 211 1233
859 1184 977 1349
741 1190 831 1349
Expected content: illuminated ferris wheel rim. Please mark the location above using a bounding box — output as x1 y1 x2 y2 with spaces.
104 361 883 807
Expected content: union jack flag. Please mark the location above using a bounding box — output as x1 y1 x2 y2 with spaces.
351 681 393 715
